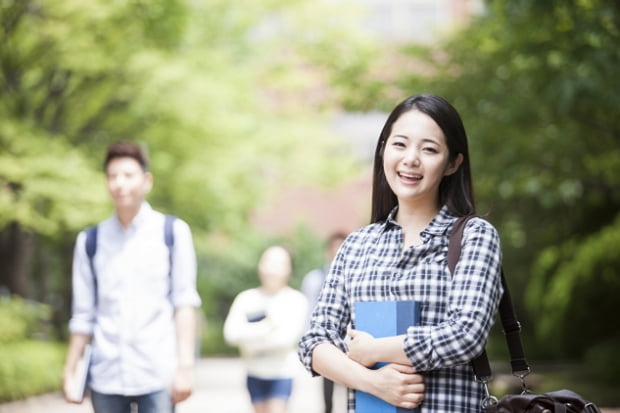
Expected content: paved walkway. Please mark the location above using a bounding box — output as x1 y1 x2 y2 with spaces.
1 358 617 413
0 358 348 413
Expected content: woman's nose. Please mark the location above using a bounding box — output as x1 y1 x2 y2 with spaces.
403 149 420 166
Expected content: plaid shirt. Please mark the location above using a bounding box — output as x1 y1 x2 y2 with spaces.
298 206 503 412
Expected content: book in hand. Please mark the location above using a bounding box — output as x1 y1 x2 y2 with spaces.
68 343 92 403
354 300 421 413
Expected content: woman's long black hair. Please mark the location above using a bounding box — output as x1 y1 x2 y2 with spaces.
370 94 475 223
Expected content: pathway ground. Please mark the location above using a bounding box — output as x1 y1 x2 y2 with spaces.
0 358 616 413
0 358 347 413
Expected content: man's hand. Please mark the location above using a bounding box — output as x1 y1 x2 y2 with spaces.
171 366 193 404
62 370 80 404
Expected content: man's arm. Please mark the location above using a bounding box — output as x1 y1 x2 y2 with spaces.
172 305 197 404
62 333 92 403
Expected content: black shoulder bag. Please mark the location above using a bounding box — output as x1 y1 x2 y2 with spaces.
448 216 601 413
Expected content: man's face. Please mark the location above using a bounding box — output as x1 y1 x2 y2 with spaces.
105 157 152 212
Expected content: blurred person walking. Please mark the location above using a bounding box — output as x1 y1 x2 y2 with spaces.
62 141 202 413
224 245 308 413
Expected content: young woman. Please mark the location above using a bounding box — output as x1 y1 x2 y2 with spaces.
224 245 308 413
298 94 503 412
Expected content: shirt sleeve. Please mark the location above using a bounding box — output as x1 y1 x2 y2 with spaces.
403 217 504 371
297 242 352 375
223 290 272 348
261 289 308 353
170 218 201 308
68 231 97 335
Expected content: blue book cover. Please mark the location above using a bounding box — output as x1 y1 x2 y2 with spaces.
354 300 421 413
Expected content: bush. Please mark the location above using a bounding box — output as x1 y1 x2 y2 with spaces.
0 340 66 403
0 295 66 402
0 295 51 343
584 339 620 383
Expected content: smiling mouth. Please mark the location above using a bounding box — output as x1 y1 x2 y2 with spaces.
398 172 422 181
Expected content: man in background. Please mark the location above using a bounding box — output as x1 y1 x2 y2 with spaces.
63 141 202 413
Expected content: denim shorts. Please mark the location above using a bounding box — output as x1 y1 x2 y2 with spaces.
90 389 174 413
246 375 293 403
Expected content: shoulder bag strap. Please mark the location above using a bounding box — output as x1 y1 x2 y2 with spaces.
448 216 530 381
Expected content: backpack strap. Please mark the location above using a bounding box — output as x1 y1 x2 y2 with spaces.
164 215 176 278
85 225 99 306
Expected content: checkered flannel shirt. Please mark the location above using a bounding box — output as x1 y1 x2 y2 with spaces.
298 205 503 412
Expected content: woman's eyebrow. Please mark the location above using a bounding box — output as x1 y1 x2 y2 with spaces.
392 135 440 144
421 137 440 145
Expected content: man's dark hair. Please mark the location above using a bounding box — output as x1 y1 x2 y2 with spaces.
103 141 149 172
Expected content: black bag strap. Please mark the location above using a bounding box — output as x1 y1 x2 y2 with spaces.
448 215 530 382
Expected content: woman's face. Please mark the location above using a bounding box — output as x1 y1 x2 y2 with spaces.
382 110 461 209
258 246 292 293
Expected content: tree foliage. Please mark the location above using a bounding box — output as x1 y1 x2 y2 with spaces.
396 0 620 363
0 0 379 339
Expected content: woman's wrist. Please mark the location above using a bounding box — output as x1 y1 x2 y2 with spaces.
354 365 377 394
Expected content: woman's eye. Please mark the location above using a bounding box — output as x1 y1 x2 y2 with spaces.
423 146 438 153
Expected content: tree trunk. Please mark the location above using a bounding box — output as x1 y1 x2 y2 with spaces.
0 222 35 299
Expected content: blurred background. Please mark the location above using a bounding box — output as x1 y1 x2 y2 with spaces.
1 0 618 406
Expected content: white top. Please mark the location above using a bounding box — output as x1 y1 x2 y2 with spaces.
224 286 307 379
69 202 201 395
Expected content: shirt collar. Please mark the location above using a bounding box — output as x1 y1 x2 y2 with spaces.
380 204 457 237
424 205 457 237
112 201 152 231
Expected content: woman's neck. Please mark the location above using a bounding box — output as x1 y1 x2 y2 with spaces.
260 285 287 296
396 201 440 248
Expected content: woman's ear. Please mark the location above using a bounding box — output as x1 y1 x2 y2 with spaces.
444 153 464 176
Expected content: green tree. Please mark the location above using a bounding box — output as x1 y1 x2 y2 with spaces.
0 0 378 342
395 0 620 367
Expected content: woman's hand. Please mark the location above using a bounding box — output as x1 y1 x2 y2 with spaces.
369 363 425 409
347 329 378 367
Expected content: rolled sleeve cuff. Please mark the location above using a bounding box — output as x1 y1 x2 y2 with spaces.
404 325 436 371
172 290 202 308
298 329 347 376
69 317 95 336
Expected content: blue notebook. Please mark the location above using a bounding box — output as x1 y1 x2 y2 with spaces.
354 300 421 413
